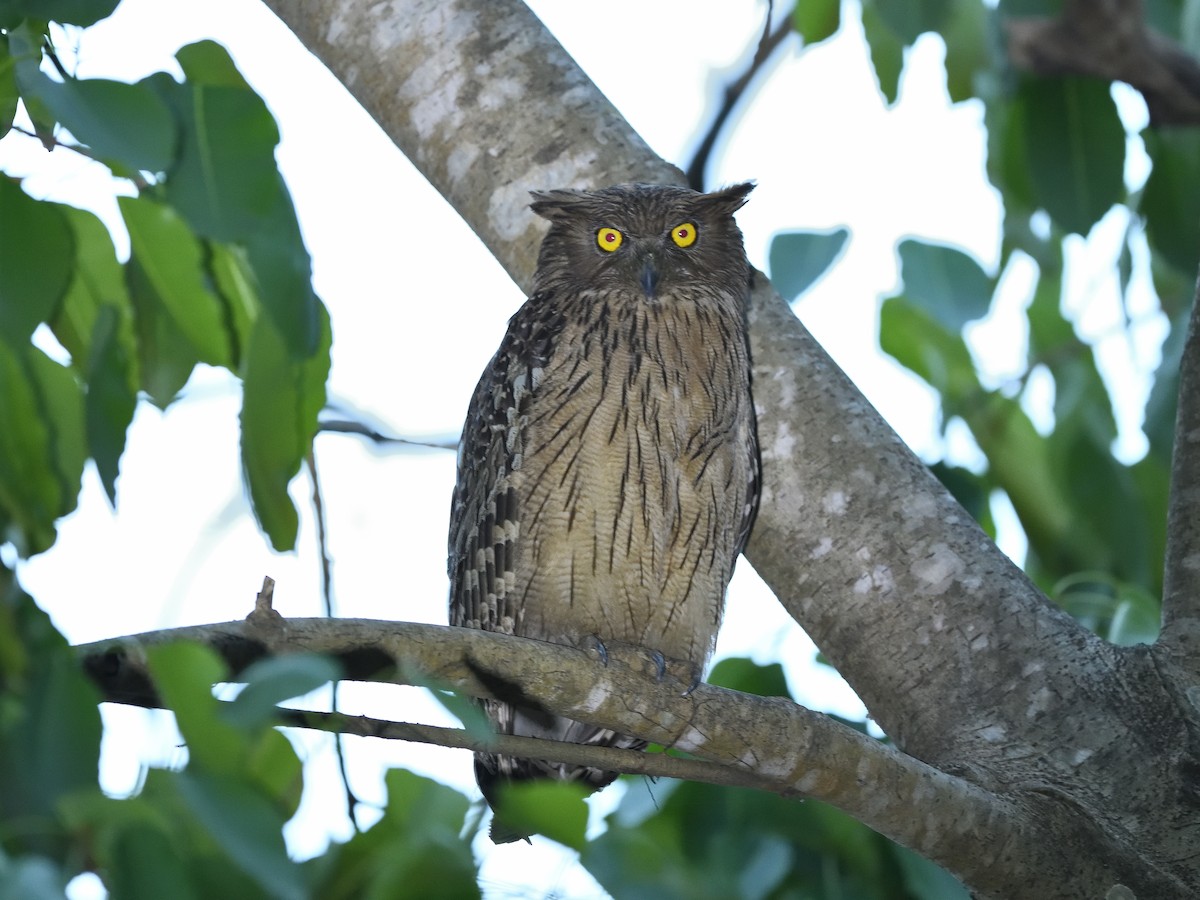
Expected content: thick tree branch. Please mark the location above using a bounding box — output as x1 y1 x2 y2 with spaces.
1006 0 1200 125
259 0 677 291
79 616 1116 897
1161 277 1200 671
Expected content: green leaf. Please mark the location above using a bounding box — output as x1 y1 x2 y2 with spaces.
245 194 322 360
207 242 257 363
6 24 57 147
861 3 905 104
383 769 472 839
1144 309 1186 464
998 0 1063 15
767 228 849 301
0 0 120 26
490 780 590 850
0 35 17 139
793 0 840 45
879 297 980 407
873 0 952 44
145 643 247 772
424 686 494 741
1141 127 1200 276
930 462 994 534
588 779 964 900
0 852 70 900
0 348 56 554
14 66 173 172
52 205 133 372
29 346 87 519
897 239 993 332
970 394 1085 566
240 306 331 550
107 821 199 900
0 344 84 556
0 574 102 861
176 40 252 89
708 658 792 698
986 98 1037 214
174 770 309 900
1150 0 1190 45
85 305 137 505
941 0 989 103
222 653 340 730
1017 75 1125 235
152 61 321 357
161 81 283 242
316 770 478 900
1054 572 1160 645
119 195 233 367
244 728 304 816
0 177 74 349
126 255 201 409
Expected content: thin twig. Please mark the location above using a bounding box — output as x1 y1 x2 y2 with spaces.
276 707 790 795
685 0 793 190
317 417 457 451
304 449 361 830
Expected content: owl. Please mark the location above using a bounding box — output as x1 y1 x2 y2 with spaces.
448 181 759 842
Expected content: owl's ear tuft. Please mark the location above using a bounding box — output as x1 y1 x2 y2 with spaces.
529 190 589 222
701 181 755 217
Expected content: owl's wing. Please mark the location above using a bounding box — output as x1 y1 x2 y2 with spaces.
734 410 761 560
448 293 562 635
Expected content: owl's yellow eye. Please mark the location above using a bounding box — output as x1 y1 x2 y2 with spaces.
597 227 623 252
671 222 698 248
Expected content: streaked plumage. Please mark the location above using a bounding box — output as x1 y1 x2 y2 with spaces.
448 182 759 841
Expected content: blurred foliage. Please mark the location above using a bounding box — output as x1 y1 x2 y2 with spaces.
2 0 1197 896
0 13 327 555
769 0 1192 646
0 559 482 899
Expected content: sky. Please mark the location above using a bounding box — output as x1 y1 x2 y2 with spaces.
0 1 1165 897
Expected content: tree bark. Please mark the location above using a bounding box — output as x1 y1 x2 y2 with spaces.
117 0 1198 895
1162 276 1200 671
1005 0 1200 125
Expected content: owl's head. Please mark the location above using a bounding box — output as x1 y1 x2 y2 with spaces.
528 182 754 302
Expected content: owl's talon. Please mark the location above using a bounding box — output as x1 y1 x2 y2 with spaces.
649 650 667 681
681 667 703 697
588 635 609 666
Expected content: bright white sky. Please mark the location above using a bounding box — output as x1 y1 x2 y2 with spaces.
0 1 1165 897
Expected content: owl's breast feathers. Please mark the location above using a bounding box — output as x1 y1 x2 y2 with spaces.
449 284 758 670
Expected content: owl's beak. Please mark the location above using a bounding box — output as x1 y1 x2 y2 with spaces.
639 260 660 298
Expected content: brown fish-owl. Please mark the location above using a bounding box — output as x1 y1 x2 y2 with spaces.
448 181 759 841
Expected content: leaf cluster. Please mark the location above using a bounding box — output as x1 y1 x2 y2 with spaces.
0 566 484 899
770 0 1196 644
0 4 329 555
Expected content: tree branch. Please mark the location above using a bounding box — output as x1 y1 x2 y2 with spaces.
1005 0 1200 125
1160 276 1200 671
79 615 1074 896
277 709 783 793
